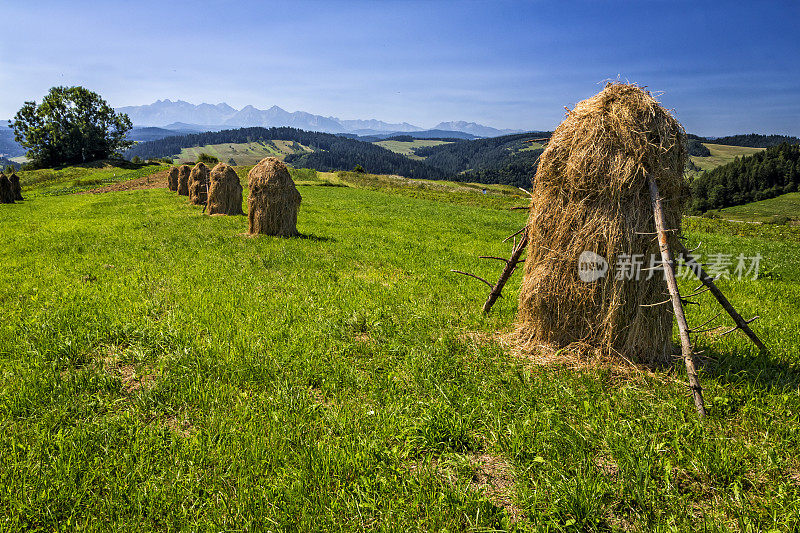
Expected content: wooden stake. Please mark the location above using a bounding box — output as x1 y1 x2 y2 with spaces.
482 229 528 313
675 242 769 354
648 175 706 418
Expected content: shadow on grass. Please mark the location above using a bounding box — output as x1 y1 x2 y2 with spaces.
298 233 335 242
700 345 800 391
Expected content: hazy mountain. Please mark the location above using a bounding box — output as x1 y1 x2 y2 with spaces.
339 119 422 133
116 100 236 127
433 121 522 137
114 100 520 137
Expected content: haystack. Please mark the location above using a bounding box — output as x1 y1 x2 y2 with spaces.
0 174 14 204
177 165 191 196
207 163 243 215
167 167 179 191
516 83 688 365
9 173 23 201
188 162 210 205
247 157 301 236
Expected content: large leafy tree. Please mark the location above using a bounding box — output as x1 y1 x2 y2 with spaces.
10 86 133 167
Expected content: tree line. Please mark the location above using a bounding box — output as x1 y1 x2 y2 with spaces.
700 133 800 148
690 143 800 212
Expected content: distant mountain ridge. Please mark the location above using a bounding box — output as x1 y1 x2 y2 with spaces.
114 100 517 137
433 121 522 137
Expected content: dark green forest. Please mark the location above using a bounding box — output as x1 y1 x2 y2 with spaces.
124 127 547 187
705 133 800 148
690 143 800 212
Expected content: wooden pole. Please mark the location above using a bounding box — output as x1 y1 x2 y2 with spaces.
648 175 706 418
675 241 769 354
482 230 528 313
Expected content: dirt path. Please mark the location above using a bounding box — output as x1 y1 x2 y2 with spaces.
77 169 169 194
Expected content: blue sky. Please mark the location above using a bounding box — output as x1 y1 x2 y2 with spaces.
1 0 798 135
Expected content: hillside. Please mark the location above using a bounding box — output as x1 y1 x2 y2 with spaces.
373 139 453 160
691 142 800 212
1 163 799 530
689 143 765 173
708 133 800 148
714 192 800 223
175 140 313 165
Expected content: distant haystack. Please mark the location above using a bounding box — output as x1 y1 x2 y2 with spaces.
207 163 244 216
0 174 14 204
247 157 301 236
9 173 23 201
177 165 191 196
515 83 688 365
188 162 210 205
167 167 179 191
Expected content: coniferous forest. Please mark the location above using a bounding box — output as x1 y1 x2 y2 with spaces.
690 143 800 211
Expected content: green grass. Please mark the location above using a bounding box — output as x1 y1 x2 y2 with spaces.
690 143 765 174
14 161 167 198
176 140 313 166
710 192 800 223
373 139 453 160
1 172 799 530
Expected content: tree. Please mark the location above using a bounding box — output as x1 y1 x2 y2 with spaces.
10 86 133 167
197 152 219 164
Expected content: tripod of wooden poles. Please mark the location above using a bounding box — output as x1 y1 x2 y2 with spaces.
453 178 768 418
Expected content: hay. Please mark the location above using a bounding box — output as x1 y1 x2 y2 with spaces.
188 162 210 205
167 167 179 191
0 174 14 204
515 83 688 365
9 173 23 201
177 165 191 196
207 163 243 216
247 157 301 236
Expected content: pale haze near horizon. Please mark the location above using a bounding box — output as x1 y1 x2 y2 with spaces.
1 0 798 136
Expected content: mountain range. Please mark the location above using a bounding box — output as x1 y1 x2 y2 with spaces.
114 100 522 137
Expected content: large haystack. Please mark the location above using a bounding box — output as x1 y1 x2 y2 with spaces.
177 165 191 196
167 167 179 191
207 163 243 215
516 83 688 365
188 162 210 205
9 173 23 201
247 157 301 236
0 174 14 204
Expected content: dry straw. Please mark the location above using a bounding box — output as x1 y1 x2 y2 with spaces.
177 165 191 196
167 167 179 191
188 162 210 205
247 157 301 236
207 163 244 216
0 174 14 204
9 173 23 201
515 82 689 365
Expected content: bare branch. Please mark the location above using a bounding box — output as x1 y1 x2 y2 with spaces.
503 226 527 243
450 270 494 289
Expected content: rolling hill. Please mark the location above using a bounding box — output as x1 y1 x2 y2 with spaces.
175 140 313 166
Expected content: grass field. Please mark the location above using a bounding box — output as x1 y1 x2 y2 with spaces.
1 169 799 530
711 192 800 223
690 143 765 173
373 139 453 160
176 140 313 166
15 161 168 198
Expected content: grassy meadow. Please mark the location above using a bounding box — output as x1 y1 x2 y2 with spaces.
712 192 800 224
690 144 765 174
176 141 313 166
373 140 453 160
1 166 799 531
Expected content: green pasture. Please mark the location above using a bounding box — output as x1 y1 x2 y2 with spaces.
0 170 799 531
